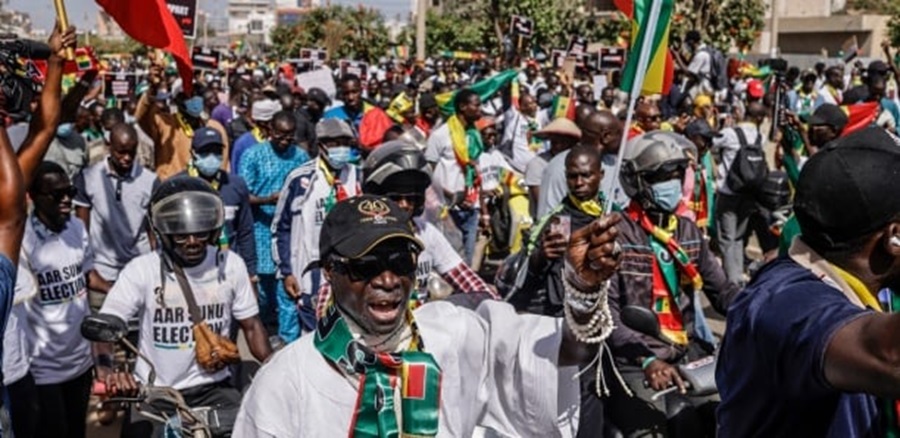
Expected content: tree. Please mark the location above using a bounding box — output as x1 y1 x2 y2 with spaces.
670 0 767 52
847 0 900 47
269 5 391 63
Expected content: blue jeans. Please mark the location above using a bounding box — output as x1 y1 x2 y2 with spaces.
450 207 479 265
257 274 300 343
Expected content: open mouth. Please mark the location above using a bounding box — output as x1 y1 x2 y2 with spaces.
366 298 404 324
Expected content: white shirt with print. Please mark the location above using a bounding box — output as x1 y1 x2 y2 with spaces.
20 216 94 385
100 248 258 390
478 149 514 193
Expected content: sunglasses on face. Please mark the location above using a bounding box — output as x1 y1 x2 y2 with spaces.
330 251 417 282
172 231 213 244
39 186 77 201
386 192 425 205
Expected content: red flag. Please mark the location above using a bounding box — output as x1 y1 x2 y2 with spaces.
841 102 880 136
95 0 193 94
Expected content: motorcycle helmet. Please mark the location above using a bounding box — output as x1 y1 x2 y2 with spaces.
619 130 691 211
150 175 224 245
363 140 432 217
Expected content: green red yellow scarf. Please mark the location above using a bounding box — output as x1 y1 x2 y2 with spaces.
628 203 703 345
689 152 716 230
447 114 483 204
314 301 442 437
319 158 353 214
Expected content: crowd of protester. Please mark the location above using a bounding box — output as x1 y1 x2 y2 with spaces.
4 19 900 438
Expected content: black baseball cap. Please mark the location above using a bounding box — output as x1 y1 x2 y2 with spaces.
319 195 423 259
804 104 848 131
684 119 722 139
191 127 225 152
794 127 900 249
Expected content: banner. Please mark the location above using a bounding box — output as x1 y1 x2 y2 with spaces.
567 36 588 56
191 47 221 70
103 72 138 100
510 15 533 37
598 47 627 71
300 48 328 67
339 60 369 81
166 0 198 39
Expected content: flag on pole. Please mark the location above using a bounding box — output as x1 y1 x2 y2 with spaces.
614 0 675 95
95 0 194 95
841 102 880 136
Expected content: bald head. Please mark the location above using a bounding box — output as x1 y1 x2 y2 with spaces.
109 123 138 147
581 110 623 153
575 105 596 127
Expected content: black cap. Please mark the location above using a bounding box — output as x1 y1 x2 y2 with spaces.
805 104 848 131
319 195 424 259
684 119 722 139
191 127 225 151
795 127 900 249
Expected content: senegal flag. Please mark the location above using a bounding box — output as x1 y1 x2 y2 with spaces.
614 0 675 96
436 69 520 116
549 95 577 121
841 101 880 136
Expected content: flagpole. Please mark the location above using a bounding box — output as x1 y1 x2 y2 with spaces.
53 0 75 60
603 0 666 214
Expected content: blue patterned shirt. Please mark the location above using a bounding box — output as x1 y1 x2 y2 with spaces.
238 142 310 274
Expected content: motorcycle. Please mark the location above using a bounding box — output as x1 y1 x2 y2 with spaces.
81 314 220 438
611 305 719 438
620 305 718 401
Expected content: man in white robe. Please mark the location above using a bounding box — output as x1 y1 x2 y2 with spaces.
235 195 622 437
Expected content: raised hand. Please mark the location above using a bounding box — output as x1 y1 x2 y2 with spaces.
48 21 76 61
565 214 622 290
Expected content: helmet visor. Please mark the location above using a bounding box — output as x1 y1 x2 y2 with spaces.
151 191 224 235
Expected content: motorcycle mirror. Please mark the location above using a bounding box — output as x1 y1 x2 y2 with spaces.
621 305 662 339
81 314 128 343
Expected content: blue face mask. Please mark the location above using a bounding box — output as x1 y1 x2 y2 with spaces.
325 146 355 169
650 179 683 212
56 122 74 138
183 96 205 118
194 153 223 177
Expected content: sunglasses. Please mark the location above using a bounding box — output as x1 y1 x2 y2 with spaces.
172 231 213 244
330 251 417 282
39 186 77 201
386 192 424 205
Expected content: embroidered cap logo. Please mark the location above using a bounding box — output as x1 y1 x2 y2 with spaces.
358 199 393 225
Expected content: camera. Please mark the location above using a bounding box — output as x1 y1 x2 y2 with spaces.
760 58 789 141
0 35 52 121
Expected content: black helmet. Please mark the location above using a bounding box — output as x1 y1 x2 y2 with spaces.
150 175 224 241
363 140 432 196
619 131 691 211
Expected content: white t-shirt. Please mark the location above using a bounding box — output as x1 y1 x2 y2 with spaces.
414 217 463 294
20 216 94 385
100 248 259 390
235 300 580 437
425 123 467 196
3 265 36 385
478 149 513 193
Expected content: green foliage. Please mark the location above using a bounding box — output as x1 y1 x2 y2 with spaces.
270 5 390 63
670 0 766 52
78 35 147 56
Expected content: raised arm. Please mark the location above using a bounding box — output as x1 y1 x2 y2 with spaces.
0 124 24 266
17 23 76 186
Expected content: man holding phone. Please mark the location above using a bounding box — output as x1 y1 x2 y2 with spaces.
511 145 606 316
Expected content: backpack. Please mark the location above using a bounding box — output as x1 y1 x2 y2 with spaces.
703 46 729 91
725 127 768 194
